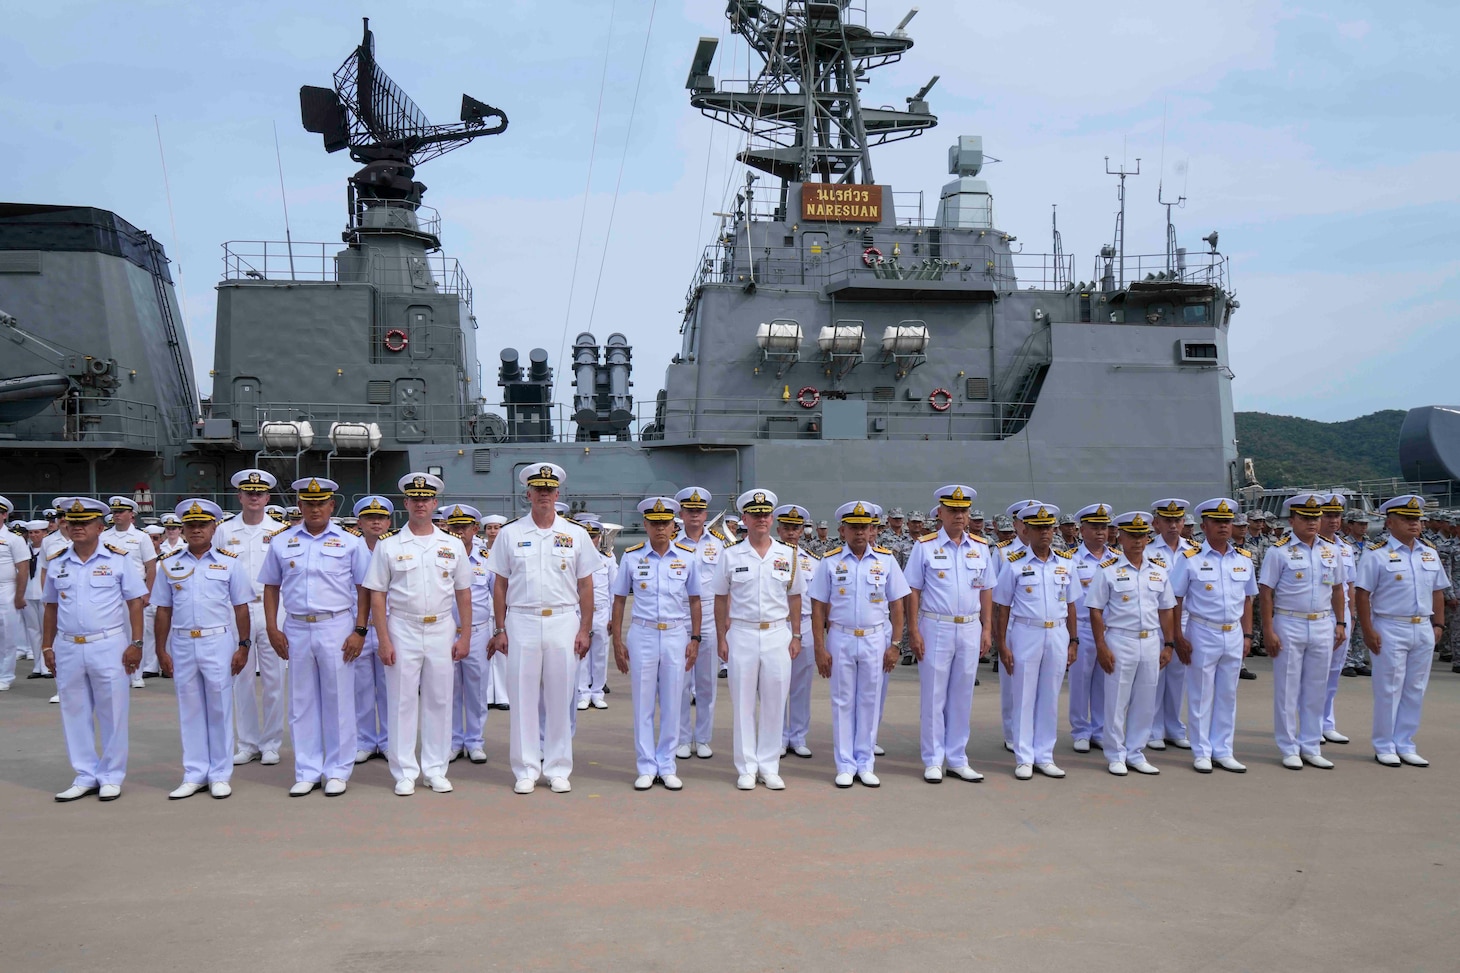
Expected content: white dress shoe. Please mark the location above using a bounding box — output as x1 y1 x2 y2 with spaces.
394 779 416 796
634 774 654 790
1128 759 1160 775
449 748 464 762
1003 741 1014 753
1301 752 1334 769
676 744 692 760
289 780 319 797
130 673 144 689
576 698 589 711
790 745 812 758
354 749 372 764
947 765 984 782
736 774 756 790
98 784 121 801
1398 752 1430 767
759 773 785 790
48 694 59 703
923 766 943 783
1215 756 1247 773
233 748 261 765
1072 739 1091 753
660 774 683 790
590 697 607 710
1193 757 1213 773
1374 753 1401 767
1014 764 1033 780
169 781 205 800
1108 762 1128 776
55 785 99 802
1147 739 1167 751
209 781 232 799
1322 729 1350 744
260 750 281 766
1282 754 1304 770
834 773 854 788
427 776 453 793
696 743 713 759
324 778 348 796
856 771 881 787
872 744 886 756
1169 737 1192 750
468 748 488 764
1036 763 1066 778
550 777 572 793
513 777 536 794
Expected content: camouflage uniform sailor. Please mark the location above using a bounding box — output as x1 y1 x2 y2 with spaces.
673 487 724 759
1147 499 1198 752
1067 503 1115 752
1342 511 1374 677
774 503 819 758
875 508 914 568
1055 513 1079 554
1355 496 1450 767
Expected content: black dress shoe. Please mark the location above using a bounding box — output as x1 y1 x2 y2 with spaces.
27 671 46 679
142 671 160 679
974 676 980 687
602 685 610 695
1341 666 1357 677
1440 650 1453 662
1357 665 1372 677
1239 667 1257 681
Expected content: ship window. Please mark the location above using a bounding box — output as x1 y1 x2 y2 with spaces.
473 449 491 473
1179 341 1219 363
367 380 391 404
1182 304 1209 323
965 377 990 400
872 386 895 401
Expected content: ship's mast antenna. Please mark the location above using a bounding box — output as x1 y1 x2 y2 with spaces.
1159 177 1185 278
272 121 297 281
1051 204 1066 288
1104 155 1140 288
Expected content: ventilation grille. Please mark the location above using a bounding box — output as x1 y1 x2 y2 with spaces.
966 377 990 400
472 449 492 473
0 251 41 274
366 380 392 404
872 386 895 402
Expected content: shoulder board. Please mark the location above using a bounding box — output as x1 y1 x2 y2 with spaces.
382 528 400 539
160 548 185 561
343 526 363 537
1054 548 1073 559
801 548 821 560
970 534 989 545
625 541 645 552
1237 547 1254 558
1421 539 1437 550
1098 555 1119 568
919 532 939 542
565 517 584 528
104 542 128 556
1183 548 1201 558
709 527 726 541
1006 550 1027 563
1150 554 1167 567
48 547 68 561
873 545 891 555
996 538 1014 548
267 525 291 538
822 545 844 557
673 541 694 553
1367 541 1385 550
215 547 239 559
1274 535 1291 547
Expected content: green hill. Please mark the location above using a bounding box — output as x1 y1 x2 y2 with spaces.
1235 410 1405 487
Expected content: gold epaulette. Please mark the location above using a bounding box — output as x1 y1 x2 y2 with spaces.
1237 547 1253 559
267 524 291 538
970 534 989 545
996 538 1014 548
103 542 128 556
1099 555 1119 568
822 546 844 557
343 526 363 537
1421 539 1437 550
160 548 184 561
1274 535 1291 547
919 532 938 542
801 547 821 560
1368 541 1385 550
1006 550 1027 563
1054 548 1073 559
215 547 239 558
674 541 694 553
626 541 645 552
1150 554 1167 567
382 528 400 539
47 547 68 560
1184 548 1201 558
872 545 892 555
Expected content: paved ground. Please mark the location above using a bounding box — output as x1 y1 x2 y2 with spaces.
2 654 1457 972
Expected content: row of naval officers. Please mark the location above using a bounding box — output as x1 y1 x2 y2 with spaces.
14 472 1448 801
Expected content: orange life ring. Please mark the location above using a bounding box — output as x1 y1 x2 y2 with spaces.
862 247 882 267
384 329 409 352
797 386 820 409
929 388 952 411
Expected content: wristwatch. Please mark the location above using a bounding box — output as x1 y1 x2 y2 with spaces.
1163 640 1175 648
1068 637 1079 646
493 627 506 637
130 639 144 649
689 634 703 642
238 638 252 648
353 626 368 637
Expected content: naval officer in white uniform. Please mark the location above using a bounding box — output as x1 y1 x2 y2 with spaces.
774 502 819 759
486 463 597 794
673 486 724 760
350 495 394 762
1147 498 1197 752
0 495 30 692
101 496 158 688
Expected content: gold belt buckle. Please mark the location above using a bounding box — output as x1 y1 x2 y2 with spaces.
1306 613 1319 621
1221 623 1233 632
72 635 87 644
423 615 437 624
953 615 967 624
1043 620 1056 629
1411 615 1424 624
541 609 554 617
759 622 771 630
1139 630 1150 639
656 622 668 631
190 629 202 638
853 628 866 637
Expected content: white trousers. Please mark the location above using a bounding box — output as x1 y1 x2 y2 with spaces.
782 615 814 748
22 597 46 674
1371 617 1434 755
55 632 129 787
1100 629 1160 766
1068 617 1105 743
353 627 388 753
726 623 792 777
828 628 885 775
679 614 718 746
1151 645 1188 744
1184 620 1242 761
917 615 980 769
485 651 510 706
284 613 356 783
628 623 687 776
0 592 19 686
384 615 455 783
505 611 578 781
1271 614 1335 756
141 604 159 674
452 622 491 751
1007 622 1065 766
234 601 287 754
1322 607 1350 733
576 624 609 702
169 629 235 783
999 641 1014 745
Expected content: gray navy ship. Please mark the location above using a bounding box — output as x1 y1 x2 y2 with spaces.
1 4 1272 525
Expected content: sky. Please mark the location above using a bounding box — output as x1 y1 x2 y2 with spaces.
5 0 1458 423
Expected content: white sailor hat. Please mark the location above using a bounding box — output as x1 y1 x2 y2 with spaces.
400 472 444 498
1114 511 1153 534
773 503 810 525
675 487 711 510
42 508 59 521
108 495 139 513
176 498 224 523
59 498 108 523
143 524 165 536
0 496 12 515
1194 497 1239 521
579 512 604 530
521 462 566 489
159 513 182 527
1016 503 1059 527
935 485 976 509
637 497 679 522
1151 498 1189 518
1319 492 1347 514
353 495 394 518
443 503 481 526
1004 498 1038 518
290 478 338 501
1076 503 1113 524
481 514 508 527
265 504 287 519
727 515 743 525
555 501 570 516
430 508 447 522
284 505 303 518
231 469 277 492
23 519 48 532
737 489 777 515
836 500 879 525
1380 494 1426 518
1282 493 1325 518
